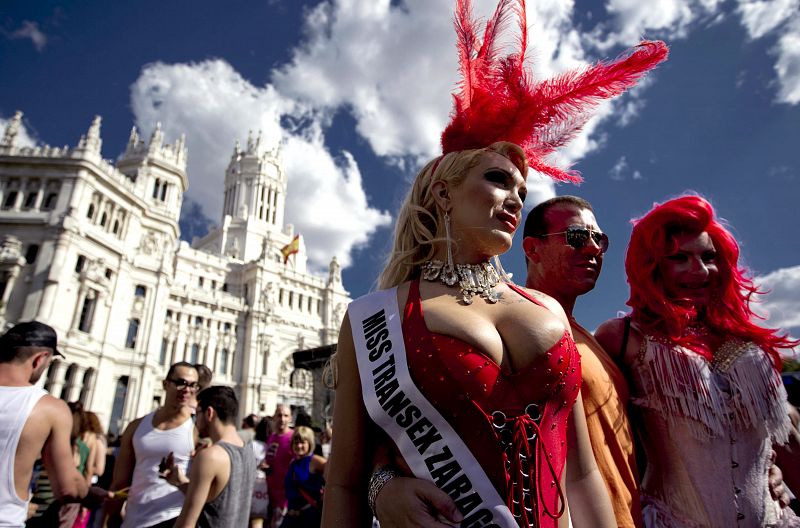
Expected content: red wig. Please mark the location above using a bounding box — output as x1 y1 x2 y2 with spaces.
625 194 796 369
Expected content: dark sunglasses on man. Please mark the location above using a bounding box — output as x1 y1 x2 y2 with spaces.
538 225 609 253
167 378 200 391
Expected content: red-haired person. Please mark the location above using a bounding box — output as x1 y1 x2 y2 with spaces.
595 195 800 527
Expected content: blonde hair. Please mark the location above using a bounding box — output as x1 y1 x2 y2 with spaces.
293 425 316 453
378 141 527 289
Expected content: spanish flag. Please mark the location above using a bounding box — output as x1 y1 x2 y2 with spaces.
280 235 300 264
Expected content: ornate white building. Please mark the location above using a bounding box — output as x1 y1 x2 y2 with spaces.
0 111 350 434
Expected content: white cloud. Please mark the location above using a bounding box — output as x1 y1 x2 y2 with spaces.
0 113 37 147
523 174 557 213
273 0 647 170
282 124 391 268
735 0 800 105
736 0 799 39
756 265 800 334
7 21 47 52
774 17 800 104
609 156 629 181
598 0 700 46
126 0 681 269
608 155 643 180
591 0 800 105
129 59 390 270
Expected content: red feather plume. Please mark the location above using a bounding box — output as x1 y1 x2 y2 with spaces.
441 0 669 183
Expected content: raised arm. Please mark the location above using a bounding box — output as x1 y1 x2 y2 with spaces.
321 314 372 527
41 397 89 501
564 395 616 528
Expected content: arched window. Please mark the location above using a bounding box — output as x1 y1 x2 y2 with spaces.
99 212 108 227
152 179 161 199
86 203 95 219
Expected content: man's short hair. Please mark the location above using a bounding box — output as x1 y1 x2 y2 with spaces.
0 321 64 363
523 195 594 239
197 386 239 424
166 361 197 380
523 196 594 265
194 363 213 390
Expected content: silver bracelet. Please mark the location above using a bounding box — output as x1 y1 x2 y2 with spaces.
368 465 401 517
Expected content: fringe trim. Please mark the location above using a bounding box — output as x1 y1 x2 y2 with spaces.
633 338 791 443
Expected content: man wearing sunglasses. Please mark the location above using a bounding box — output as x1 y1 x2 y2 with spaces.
102 362 199 528
521 195 642 527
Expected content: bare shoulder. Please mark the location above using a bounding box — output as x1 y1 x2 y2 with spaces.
36 393 70 414
516 286 569 322
594 317 641 362
194 444 229 469
121 417 143 440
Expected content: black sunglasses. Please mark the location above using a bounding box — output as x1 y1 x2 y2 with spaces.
538 225 609 253
167 378 200 391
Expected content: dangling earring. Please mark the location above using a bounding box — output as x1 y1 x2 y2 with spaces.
441 211 457 285
492 255 512 283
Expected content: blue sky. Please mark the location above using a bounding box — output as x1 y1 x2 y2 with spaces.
2 0 798 338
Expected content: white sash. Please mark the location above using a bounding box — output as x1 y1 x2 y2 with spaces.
349 288 517 528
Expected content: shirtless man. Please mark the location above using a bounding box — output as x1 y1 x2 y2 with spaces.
0 321 89 527
102 362 198 528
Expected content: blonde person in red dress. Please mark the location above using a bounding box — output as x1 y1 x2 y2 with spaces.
321 1 668 526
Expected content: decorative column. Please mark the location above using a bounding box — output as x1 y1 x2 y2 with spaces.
47 361 69 398
63 365 86 402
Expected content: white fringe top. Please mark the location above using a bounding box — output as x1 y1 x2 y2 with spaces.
627 327 797 528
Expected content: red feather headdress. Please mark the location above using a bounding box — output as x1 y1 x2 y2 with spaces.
441 0 669 183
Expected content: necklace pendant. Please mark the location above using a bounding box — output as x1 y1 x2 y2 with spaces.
421 259 501 305
421 260 443 281
442 266 458 286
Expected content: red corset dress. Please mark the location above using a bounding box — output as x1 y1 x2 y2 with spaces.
403 279 582 528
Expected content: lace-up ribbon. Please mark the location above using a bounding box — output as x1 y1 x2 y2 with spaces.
492 404 566 527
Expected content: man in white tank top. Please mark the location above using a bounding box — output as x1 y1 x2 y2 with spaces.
0 321 90 528
163 385 257 527
101 362 198 528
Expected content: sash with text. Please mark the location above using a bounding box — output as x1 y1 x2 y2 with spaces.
349 287 517 528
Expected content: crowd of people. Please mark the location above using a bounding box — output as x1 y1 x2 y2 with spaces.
0 338 330 528
2 1 800 527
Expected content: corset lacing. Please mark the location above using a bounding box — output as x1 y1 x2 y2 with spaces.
493 404 566 527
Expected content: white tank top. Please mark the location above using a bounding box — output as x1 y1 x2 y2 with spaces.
0 385 47 528
123 410 194 528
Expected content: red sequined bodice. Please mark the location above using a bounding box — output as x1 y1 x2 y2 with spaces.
403 280 582 527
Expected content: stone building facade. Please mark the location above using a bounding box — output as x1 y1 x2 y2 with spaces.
0 112 350 434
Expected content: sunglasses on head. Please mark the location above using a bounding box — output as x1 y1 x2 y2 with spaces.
167 378 200 390
538 225 609 253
